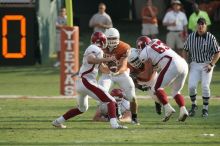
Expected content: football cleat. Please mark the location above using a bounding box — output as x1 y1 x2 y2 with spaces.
202 109 208 118
131 118 140 125
188 104 198 117
155 102 162 115
178 106 189 122
111 124 128 129
162 104 176 122
52 120 66 129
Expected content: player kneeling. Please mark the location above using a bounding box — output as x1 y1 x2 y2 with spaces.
93 88 131 122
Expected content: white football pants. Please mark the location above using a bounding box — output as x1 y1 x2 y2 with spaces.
188 62 214 97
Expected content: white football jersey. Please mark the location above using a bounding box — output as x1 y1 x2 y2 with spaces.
79 44 103 79
139 39 180 68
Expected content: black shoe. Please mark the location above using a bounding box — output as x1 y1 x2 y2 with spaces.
188 104 198 117
155 102 162 115
131 118 140 125
202 109 208 118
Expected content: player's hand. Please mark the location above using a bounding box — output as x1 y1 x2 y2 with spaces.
203 64 213 73
170 22 176 26
105 55 116 62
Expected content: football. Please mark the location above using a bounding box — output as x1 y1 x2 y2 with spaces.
107 61 118 72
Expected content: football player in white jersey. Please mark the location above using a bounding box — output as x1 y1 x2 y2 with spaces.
139 37 189 122
52 32 127 129
128 36 162 115
93 88 131 122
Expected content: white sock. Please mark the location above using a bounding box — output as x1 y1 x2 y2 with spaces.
56 116 66 124
110 118 119 128
203 105 208 110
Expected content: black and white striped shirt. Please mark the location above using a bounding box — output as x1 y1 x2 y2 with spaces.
183 32 220 63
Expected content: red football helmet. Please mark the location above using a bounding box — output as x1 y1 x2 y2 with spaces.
136 36 151 50
110 88 125 101
91 31 107 49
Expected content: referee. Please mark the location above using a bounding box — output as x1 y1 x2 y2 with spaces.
183 17 220 117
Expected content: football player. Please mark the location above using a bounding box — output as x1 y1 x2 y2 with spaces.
98 28 140 125
128 36 162 115
139 37 189 122
93 88 131 122
52 32 127 129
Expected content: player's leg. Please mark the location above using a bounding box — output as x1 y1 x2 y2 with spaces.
171 62 189 122
82 77 127 129
52 94 87 128
98 73 112 92
154 59 177 122
201 65 214 117
114 72 139 125
52 79 87 128
188 62 201 116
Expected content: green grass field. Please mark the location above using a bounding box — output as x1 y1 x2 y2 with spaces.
0 64 220 97
0 98 220 146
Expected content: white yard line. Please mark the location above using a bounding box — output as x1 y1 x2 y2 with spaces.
0 95 219 99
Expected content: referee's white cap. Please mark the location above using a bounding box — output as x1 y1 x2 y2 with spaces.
171 0 182 5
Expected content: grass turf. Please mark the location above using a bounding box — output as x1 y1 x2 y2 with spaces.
0 64 220 97
0 98 220 146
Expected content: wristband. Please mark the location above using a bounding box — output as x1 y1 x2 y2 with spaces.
209 63 214 67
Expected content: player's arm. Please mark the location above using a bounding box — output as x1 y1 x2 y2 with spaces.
117 57 128 74
87 54 115 64
99 63 110 74
182 49 188 60
116 49 130 74
137 59 154 81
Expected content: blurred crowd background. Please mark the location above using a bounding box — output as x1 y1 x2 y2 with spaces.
1 0 220 64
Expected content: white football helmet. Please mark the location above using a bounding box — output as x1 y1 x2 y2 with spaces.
128 48 144 69
105 28 120 52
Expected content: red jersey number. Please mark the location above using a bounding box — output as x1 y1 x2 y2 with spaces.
151 40 169 54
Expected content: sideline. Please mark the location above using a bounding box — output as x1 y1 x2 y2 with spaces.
0 95 219 99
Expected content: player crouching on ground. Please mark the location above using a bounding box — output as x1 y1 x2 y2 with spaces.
134 36 189 122
93 88 131 122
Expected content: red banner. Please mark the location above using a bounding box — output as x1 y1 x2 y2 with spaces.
60 26 79 96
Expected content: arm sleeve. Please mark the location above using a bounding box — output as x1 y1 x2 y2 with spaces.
89 15 96 27
183 13 188 26
212 36 220 53
183 37 189 51
162 13 169 24
188 15 193 30
139 48 148 62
